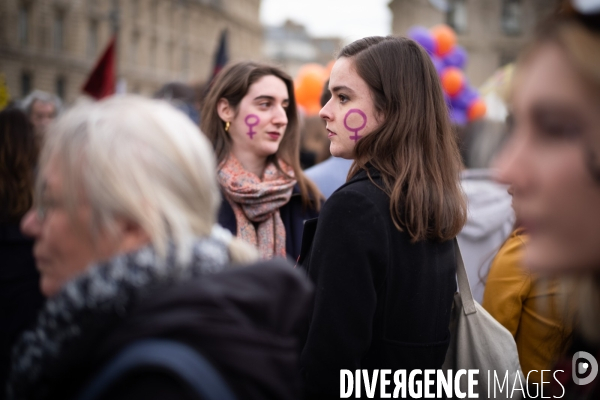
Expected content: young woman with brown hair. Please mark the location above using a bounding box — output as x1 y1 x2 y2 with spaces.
201 62 321 260
298 36 467 398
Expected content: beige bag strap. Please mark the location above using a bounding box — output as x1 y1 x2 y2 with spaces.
453 238 477 315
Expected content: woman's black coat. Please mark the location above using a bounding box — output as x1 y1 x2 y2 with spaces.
298 167 457 399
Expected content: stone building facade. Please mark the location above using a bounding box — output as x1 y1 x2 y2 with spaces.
263 19 343 77
0 0 263 104
389 0 557 86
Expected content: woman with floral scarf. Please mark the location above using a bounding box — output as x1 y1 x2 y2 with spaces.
201 62 322 261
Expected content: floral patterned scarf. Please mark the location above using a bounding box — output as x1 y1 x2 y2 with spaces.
218 155 296 259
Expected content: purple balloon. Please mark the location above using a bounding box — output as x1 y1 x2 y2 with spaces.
451 85 479 110
443 45 468 69
430 55 444 76
408 26 435 55
450 107 468 125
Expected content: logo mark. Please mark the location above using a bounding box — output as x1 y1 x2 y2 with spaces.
572 351 598 385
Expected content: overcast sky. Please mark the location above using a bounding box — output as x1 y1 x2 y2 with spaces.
259 0 393 44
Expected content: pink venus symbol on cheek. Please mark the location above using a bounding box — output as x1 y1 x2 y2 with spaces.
343 109 367 142
244 114 260 139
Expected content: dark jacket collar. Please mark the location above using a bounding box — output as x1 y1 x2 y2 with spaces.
335 165 382 193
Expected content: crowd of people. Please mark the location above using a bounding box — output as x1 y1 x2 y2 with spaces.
1 1 599 399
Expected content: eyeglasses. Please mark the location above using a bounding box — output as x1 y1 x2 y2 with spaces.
36 203 47 222
34 198 63 222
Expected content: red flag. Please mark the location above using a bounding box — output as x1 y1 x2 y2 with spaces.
82 36 116 99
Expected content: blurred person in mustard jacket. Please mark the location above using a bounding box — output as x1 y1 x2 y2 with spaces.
483 186 571 386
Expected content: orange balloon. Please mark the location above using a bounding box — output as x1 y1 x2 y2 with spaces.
467 98 487 121
296 63 327 84
295 76 323 108
295 64 327 109
431 24 456 56
304 101 322 116
297 63 326 76
441 67 464 97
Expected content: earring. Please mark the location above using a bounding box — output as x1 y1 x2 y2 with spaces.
224 121 230 132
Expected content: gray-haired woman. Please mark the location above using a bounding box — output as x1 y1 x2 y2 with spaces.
6 96 312 400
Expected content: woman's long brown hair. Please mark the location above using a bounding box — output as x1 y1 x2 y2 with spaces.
0 107 38 223
341 36 466 242
201 61 321 210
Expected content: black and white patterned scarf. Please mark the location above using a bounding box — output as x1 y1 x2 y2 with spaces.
6 233 231 400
